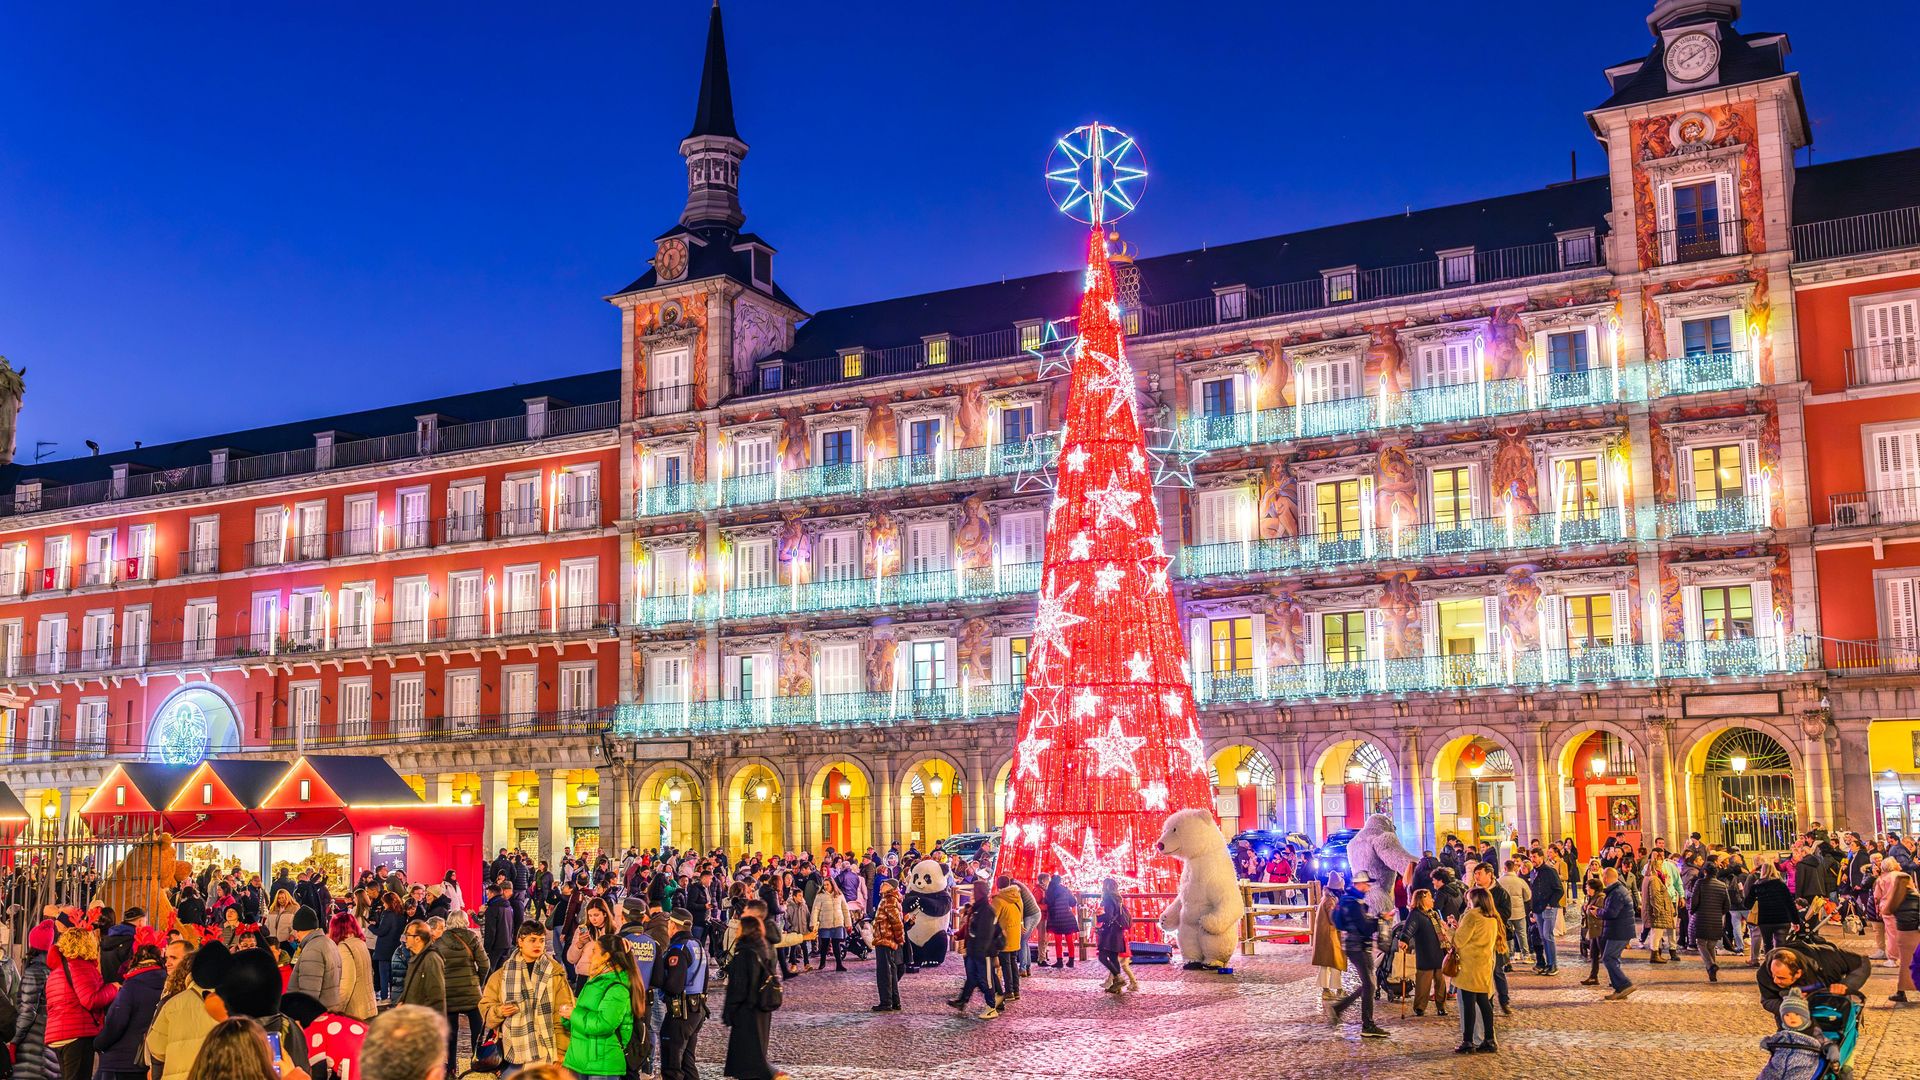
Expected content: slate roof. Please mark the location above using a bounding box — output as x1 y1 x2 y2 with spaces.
687 2 739 142
4 368 619 497
300 755 425 806
1597 24 1793 109
789 177 1613 359
1793 147 1920 224
113 763 201 810
199 760 294 809
610 226 802 309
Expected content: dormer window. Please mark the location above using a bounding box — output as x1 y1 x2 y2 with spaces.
1558 229 1598 269
756 363 783 392
839 349 864 379
1017 321 1046 352
1322 267 1358 305
751 248 771 286
924 335 950 367
1438 247 1475 288
1214 285 1246 322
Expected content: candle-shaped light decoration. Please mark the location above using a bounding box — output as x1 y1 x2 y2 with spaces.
548 570 559 631
774 456 784 501
269 598 280 657
1608 315 1623 401
1748 318 1763 386
1239 490 1253 572
1292 366 1305 437
1474 332 1487 416
864 442 876 491
322 589 334 651
637 446 650 516
1551 468 1565 545
992 541 1003 593
280 506 291 563
961 670 971 716
888 653 900 719
812 656 822 726
486 575 497 637
791 553 802 611
1503 495 1516 547
1391 506 1402 559
1376 373 1389 426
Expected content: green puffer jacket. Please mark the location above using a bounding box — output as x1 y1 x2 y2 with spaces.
563 969 635 1078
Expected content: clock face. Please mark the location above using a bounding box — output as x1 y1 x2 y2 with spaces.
1665 32 1719 83
656 238 689 282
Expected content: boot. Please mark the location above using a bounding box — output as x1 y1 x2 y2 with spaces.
1122 961 1139 991
1100 973 1119 992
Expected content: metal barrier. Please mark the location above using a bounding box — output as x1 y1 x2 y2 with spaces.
2 822 178 963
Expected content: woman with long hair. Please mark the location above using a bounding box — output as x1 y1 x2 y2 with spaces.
369 893 407 1005
1877 868 1919 1004
721 915 781 1080
330 911 377 1020
1452 887 1505 1054
563 935 643 1080
47 920 120 1080
184 1017 293 1080
566 897 617 983
264 889 300 944
1094 877 1135 994
1406 887 1449 1017
1310 871 1347 1000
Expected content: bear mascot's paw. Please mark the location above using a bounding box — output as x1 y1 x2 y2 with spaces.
1344 813 1414 917
901 858 952 968
1155 809 1245 970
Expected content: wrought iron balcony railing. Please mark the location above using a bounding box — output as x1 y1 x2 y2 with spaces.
1178 507 1630 579
1794 205 1920 263
1844 340 1920 389
633 561 1043 628
269 706 613 751
1648 493 1770 538
1826 486 1920 529
1653 218 1746 266
613 682 1026 739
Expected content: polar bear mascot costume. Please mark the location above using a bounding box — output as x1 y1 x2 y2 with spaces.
1344 812 1414 917
901 858 952 968
1155 809 1245 970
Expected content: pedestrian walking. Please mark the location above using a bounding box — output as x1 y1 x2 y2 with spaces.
721 916 784 1080
1406 889 1448 1018
564 934 644 1080
1311 872 1347 1000
93 942 167 1080
946 881 1003 1018
1328 872 1389 1039
1094 877 1135 994
1749 861 1798 958
1878 870 1919 1003
1452 887 1505 1054
1528 848 1564 975
1596 867 1637 1000
396 921 445 1013
991 878 1025 1002
478 921 574 1072
1690 861 1733 982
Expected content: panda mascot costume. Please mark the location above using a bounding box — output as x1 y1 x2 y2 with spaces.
900 858 953 971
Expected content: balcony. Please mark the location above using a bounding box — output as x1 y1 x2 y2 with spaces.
1178 507 1630 579
640 383 697 417
634 438 1056 520
1649 493 1769 538
2 603 618 685
1650 350 1754 396
1826 487 1920 529
1191 635 1812 708
1794 205 1920 263
5 400 618 519
614 681 1025 739
270 706 613 751
1826 636 1920 675
1653 218 1746 267
634 561 1043 628
1844 340 1920 390
0 735 109 764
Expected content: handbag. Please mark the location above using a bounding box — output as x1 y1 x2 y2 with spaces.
1440 949 1460 979
756 969 784 1011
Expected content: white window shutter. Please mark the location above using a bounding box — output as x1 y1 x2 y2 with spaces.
1751 579 1775 637
1189 618 1209 678
1364 608 1386 677
1250 613 1267 670
1657 182 1677 262
992 636 1010 684
1743 439 1763 500
1887 578 1918 644
1714 174 1738 253
1358 475 1375 532
1540 594 1566 650
1682 586 1703 641
1677 443 1694 500
1299 481 1317 537
1301 611 1321 665
1421 600 1439 657
1611 588 1632 645
1482 594 1503 653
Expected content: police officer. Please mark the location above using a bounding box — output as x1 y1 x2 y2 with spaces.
651 906 710 1080
619 897 665 1073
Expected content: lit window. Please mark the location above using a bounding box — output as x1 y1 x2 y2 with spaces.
1681 315 1734 356
298 779 311 802
925 338 949 366
1566 594 1614 650
1322 612 1366 666
1316 479 1362 540
1008 637 1029 683
1548 331 1589 374
1323 269 1357 304
1019 323 1044 351
1700 585 1754 640
1429 466 1472 530
1555 457 1603 518
1690 444 1744 505
1209 617 1254 674
841 351 864 378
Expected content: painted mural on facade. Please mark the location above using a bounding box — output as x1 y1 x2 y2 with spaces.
1629 101 1767 270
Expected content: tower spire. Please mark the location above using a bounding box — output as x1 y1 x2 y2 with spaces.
678 0 748 230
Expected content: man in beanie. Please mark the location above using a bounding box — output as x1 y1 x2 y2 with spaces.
290 905 345 1012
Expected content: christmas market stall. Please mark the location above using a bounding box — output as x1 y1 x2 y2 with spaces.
80 763 201 839
252 755 482 889
161 759 294 874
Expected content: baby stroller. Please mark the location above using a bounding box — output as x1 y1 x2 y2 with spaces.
1756 990 1861 1080
842 912 874 962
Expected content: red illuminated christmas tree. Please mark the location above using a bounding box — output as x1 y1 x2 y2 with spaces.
995 202 1214 906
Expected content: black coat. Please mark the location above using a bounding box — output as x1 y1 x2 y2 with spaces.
1406 908 1446 970
1434 881 1467 922
721 942 777 1080
1690 875 1732 935
175 894 208 928
1750 877 1798 927
1043 880 1079 935
1529 864 1564 913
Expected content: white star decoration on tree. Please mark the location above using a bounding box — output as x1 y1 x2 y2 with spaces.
1087 472 1142 530
1021 821 1047 846
1064 445 1090 473
1124 651 1151 681
1137 549 1172 596
1093 563 1124 597
1029 576 1085 669
1071 689 1101 718
1086 718 1147 777
1053 828 1143 893
1179 724 1208 775
1140 782 1169 811
1066 532 1093 560
1082 347 1137 419
1161 690 1186 716
1016 734 1053 779
1128 446 1145 473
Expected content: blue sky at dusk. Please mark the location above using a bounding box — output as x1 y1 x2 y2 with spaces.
4 1 1917 459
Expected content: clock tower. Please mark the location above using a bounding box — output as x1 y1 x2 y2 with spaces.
1647 0 1741 93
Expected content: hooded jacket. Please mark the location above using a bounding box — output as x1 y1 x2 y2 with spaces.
93 962 166 1073
12 921 58 1080
1043 879 1080 935
434 926 488 1011
991 886 1024 953
44 927 120 1045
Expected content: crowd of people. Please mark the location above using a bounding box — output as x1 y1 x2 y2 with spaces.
1307 823 1920 1055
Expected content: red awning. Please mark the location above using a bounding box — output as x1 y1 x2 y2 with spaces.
163 809 266 841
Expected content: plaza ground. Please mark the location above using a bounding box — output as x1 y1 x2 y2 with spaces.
688 936 1920 1079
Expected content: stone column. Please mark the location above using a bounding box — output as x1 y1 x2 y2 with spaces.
964 750 986 834
875 757 898 853
1400 726 1427 844
482 772 513 859
538 771 569 865
605 767 632 855
786 762 809 856
428 774 456 807
705 758 725 853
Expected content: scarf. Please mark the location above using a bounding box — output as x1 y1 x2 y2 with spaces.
499 954 559 1065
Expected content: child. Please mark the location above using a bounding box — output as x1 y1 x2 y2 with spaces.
1754 989 1826 1080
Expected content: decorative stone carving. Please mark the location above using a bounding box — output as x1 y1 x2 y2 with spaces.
1299 584 1386 608
1661 413 1762 443
1283 335 1370 365
1514 302 1612 333
1405 439 1497 468
1194 469 1260 493
1651 283 1753 317
635 531 703 554
1290 455 1372 482
1534 567 1635 590
1669 556 1774 585
1410 574 1505 600
1396 319 1486 348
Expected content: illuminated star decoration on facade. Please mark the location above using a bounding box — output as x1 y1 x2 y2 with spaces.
1083 347 1138 420
1124 651 1151 681
1052 828 1145 893
1016 734 1053 779
1013 430 1060 495
1087 472 1142 529
1086 718 1148 777
1179 724 1208 775
1025 318 1078 380
1145 424 1207 488
1138 550 1172 596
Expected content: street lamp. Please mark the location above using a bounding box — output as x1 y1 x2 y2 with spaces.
459 788 475 806
41 800 57 820
929 776 944 798
576 786 591 806
755 782 770 802
1346 763 1366 783
517 787 531 807
1589 755 1607 777
667 784 684 805
1730 755 1748 774
837 778 852 799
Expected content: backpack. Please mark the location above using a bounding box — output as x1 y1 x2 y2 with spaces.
614 999 651 1080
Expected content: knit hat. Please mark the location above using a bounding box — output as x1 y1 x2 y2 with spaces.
202 944 284 1022
1778 988 1812 1030
293 906 320 933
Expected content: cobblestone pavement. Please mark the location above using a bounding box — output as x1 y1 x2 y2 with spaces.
681 935 1919 1079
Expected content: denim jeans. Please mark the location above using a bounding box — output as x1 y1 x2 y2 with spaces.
1536 907 1559 969
1601 938 1631 991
